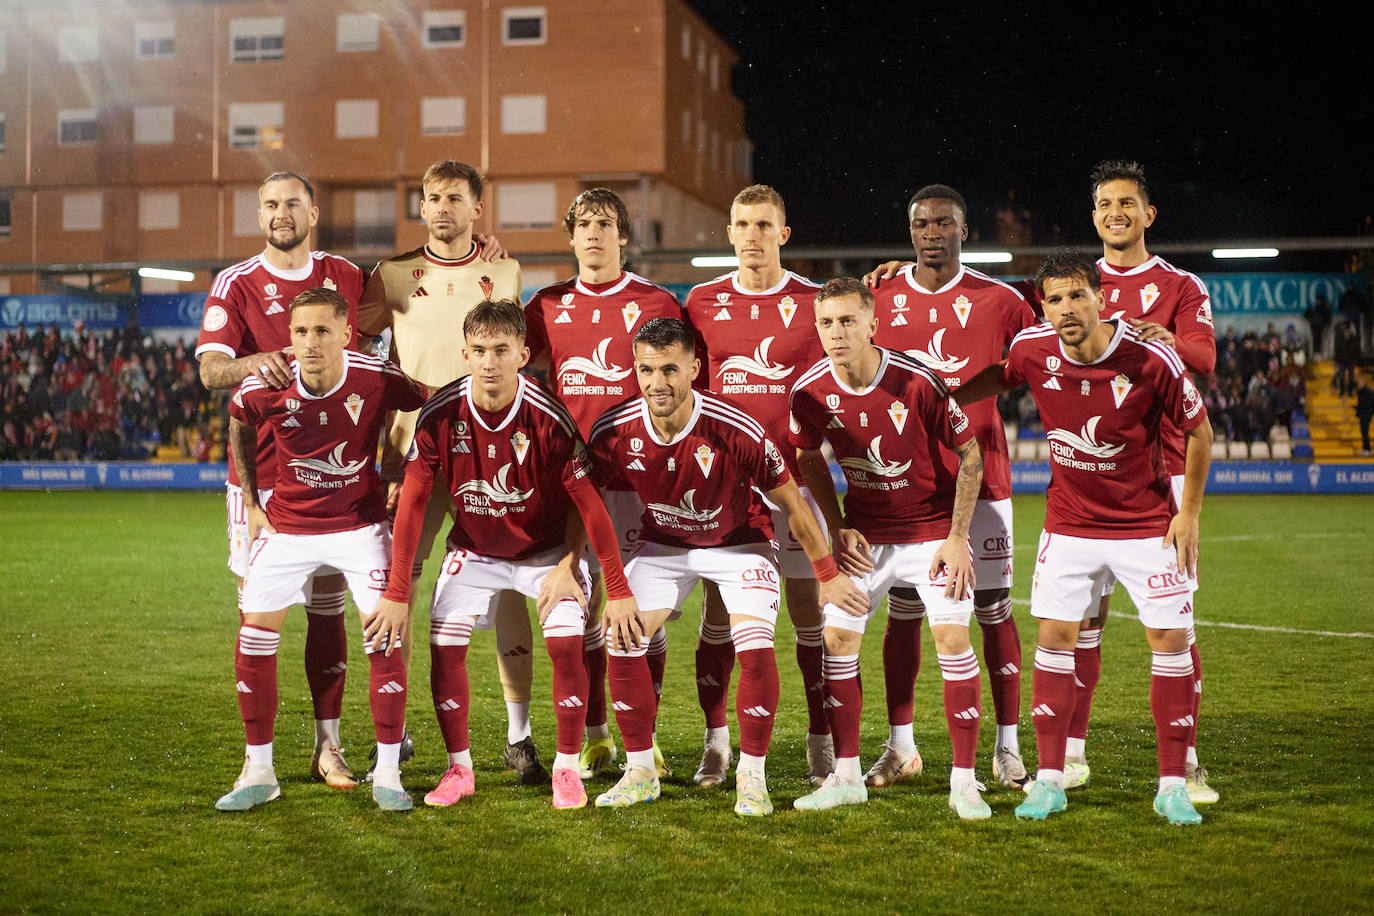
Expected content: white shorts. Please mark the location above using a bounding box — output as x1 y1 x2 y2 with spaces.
589 488 646 575
1031 530 1196 629
763 485 824 580
823 540 974 634
1092 476 1188 602
430 544 590 637
241 523 391 616
625 540 781 624
970 498 1014 590
226 483 273 578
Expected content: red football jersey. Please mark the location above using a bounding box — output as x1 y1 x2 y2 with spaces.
229 352 426 535
525 272 684 439
872 264 1036 500
197 251 366 488
1098 255 1216 476
587 391 790 549
684 270 824 478
408 374 591 561
789 348 975 544
1003 321 1208 538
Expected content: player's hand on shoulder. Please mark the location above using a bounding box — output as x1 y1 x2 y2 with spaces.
363 598 409 657
253 348 294 389
537 560 588 623
862 260 913 288
820 573 869 618
475 233 508 262
932 536 975 601
834 528 875 576
1127 319 1176 348
602 596 646 652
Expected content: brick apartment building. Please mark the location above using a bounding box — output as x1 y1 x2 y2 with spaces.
0 0 751 295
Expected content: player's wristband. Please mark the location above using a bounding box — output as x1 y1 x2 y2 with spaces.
812 554 840 583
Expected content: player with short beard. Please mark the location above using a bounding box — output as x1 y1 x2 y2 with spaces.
356 161 547 785
862 184 1037 791
197 171 365 791
954 249 1213 826
369 300 640 810
524 189 686 779
218 287 428 812
788 278 990 820
683 184 835 788
587 318 868 816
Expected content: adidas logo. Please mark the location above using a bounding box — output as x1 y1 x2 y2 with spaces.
741 705 771 718
1169 715 1195 728
555 311 572 324
1042 377 1062 390
264 302 284 315
714 308 732 321
612 701 634 712
437 698 461 711
826 416 844 429
1031 703 1056 717
626 458 646 471
323 662 347 675
696 675 720 687
995 663 1019 676
236 680 252 693
891 313 908 326
557 696 585 709
376 680 405 694
953 707 980 721
503 646 532 657
1073 675 1085 688
282 417 301 428
823 696 844 709
414 286 429 297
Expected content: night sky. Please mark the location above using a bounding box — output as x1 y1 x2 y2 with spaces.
686 2 1369 255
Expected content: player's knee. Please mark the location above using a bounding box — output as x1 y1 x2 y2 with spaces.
823 627 861 656
930 624 972 656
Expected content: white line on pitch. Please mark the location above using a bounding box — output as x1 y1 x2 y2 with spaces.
1007 599 1371 638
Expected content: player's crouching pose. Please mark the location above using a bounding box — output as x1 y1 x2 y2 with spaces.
217 288 428 813
367 300 640 810
587 318 867 816
788 278 991 820
954 250 1212 826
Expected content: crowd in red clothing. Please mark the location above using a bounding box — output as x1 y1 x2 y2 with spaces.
0 323 211 461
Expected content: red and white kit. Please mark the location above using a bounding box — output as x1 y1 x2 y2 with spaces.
384 374 632 762
1097 256 1215 477
685 270 826 576
587 390 790 760
196 251 365 571
873 264 1036 583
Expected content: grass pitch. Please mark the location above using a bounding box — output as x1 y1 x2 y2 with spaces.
1 491 1371 914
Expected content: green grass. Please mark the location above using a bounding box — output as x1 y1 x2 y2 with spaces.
1 491 1372 914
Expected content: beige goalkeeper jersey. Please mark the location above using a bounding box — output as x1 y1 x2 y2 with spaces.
357 241 522 479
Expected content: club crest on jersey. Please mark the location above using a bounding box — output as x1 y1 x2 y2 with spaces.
1140 282 1160 312
629 437 644 455
887 400 909 434
265 283 279 298
323 277 337 291
622 301 641 332
456 420 469 435
1110 374 1132 409
1046 356 1061 372
286 398 301 412
1182 377 1204 420
480 276 494 298
1196 298 1214 327
826 393 841 410
561 293 575 307
716 292 731 304
511 431 530 465
412 268 425 280
344 393 364 425
694 444 716 478
778 295 798 328
204 305 229 332
951 294 972 328
893 294 908 311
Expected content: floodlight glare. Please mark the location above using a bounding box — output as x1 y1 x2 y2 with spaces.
959 251 1013 264
691 256 740 268
138 267 196 281
1211 248 1279 260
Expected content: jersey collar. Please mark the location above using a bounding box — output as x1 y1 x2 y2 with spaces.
574 271 633 297
465 374 526 432
640 389 702 446
424 241 480 267
258 252 317 282
828 346 888 395
730 269 792 297
1060 319 1128 366
902 263 966 296
293 356 349 400
1097 254 1161 277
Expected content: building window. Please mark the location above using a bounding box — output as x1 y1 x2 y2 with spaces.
502 7 546 45
337 13 379 52
335 99 379 139
735 138 753 181
58 109 99 145
0 30 8 75
696 40 705 73
59 24 99 63
681 109 690 144
420 96 465 136
0 195 11 238
135 21 175 59
422 10 465 49
501 94 546 134
344 189 394 249
228 102 284 150
680 24 690 59
406 188 423 221
63 192 102 231
233 189 260 237
497 181 556 230
230 17 284 63
133 106 174 145
0 113 6 153
138 191 179 230
710 53 719 91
